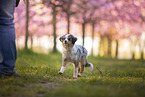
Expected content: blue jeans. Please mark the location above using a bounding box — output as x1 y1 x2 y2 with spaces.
0 0 17 75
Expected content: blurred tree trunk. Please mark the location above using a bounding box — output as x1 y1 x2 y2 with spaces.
132 51 135 60
91 23 95 56
140 18 144 60
52 6 57 53
82 23 86 46
132 45 135 60
141 51 144 60
108 38 112 57
30 34 33 49
140 43 144 60
130 39 136 60
139 43 144 60
116 40 118 58
25 0 29 49
140 39 144 60
98 35 104 56
67 14 70 34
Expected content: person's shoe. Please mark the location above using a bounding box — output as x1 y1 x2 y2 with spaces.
12 71 19 77
0 73 11 78
0 71 19 78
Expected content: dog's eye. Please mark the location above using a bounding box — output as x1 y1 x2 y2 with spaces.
68 38 71 41
63 37 66 40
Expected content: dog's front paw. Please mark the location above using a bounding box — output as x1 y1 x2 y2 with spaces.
58 71 63 75
73 77 77 79
73 75 77 79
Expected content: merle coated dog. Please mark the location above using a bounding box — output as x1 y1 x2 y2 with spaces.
58 34 93 78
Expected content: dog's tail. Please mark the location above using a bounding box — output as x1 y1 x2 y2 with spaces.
85 62 93 71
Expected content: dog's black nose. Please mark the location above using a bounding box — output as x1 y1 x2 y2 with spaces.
64 40 67 44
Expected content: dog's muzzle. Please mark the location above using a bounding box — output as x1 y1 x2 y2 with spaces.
64 40 68 44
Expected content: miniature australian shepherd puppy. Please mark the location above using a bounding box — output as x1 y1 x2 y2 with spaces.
58 34 93 78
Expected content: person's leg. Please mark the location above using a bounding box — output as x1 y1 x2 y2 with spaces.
0 0 17 76
0 29 17 76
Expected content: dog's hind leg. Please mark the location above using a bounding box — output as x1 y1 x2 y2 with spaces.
78 64 84 77
78 57 85 77
58 60 68 75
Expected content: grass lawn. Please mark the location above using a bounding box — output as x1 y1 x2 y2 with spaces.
0 49 145 97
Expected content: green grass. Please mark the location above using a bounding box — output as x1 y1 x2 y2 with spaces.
0 49 145 97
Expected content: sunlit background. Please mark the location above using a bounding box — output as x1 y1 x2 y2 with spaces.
14 0 145 60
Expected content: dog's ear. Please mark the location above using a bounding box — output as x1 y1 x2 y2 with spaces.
72 36 77 44
59 34 66 42
59 36 63 42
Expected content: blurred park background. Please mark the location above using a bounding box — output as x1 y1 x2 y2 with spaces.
14 0 145 60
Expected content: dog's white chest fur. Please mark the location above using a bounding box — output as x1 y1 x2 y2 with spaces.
62 45 77 62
